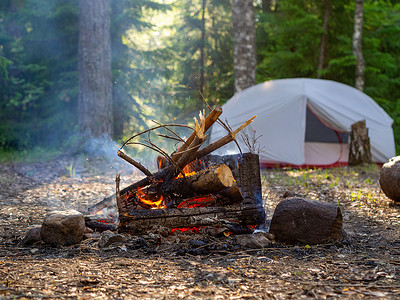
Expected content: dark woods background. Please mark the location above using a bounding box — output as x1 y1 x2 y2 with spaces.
0 0 399 158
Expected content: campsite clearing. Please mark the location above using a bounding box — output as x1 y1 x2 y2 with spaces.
1 157 400 299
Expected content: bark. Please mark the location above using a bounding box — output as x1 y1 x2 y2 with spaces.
353 0 365 91
317 0 330 79
348 120 371 165
235 153 263 206
232 0 257 93
119 204 266 233
270 198 342 245
199 0 207 94
78 0 113 137
379 157 400 202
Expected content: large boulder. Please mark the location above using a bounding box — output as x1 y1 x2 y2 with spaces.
40 210 85 247
269 198 342 245
379 156 400 202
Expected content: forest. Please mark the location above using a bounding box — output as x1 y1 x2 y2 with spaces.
2 1 400 298
0 0 400 159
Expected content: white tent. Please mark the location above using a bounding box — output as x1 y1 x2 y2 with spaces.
210 78 395 168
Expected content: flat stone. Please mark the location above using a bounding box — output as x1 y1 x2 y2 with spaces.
98 230 127 248
234 232 274 248
40 210 85 247
379 156 400 202
269 197 342 245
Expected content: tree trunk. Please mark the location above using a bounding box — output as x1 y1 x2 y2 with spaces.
199 0 207 94
232 0 257 93
348 120 371 165
317 0 330 79
78 0 113 137
353 0 365 91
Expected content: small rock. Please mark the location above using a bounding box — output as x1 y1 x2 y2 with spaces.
22 225 42 246
98 230 127 248
234 232 274 248
379 156 400 202
40 210 86 247
269 197 342 244
188 240 208 248
84 227 94 234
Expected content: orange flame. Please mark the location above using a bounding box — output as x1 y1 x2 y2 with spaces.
136 187 165 209
176 164 196 178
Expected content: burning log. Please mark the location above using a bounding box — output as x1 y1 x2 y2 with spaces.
118 163 244 211
161 164 236 198
119 204 265 233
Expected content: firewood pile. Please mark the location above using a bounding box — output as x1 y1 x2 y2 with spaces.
87 107 266 234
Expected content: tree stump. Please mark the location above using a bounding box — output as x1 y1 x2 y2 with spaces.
379 156 400 202
269 198 343 244
348 120 372 165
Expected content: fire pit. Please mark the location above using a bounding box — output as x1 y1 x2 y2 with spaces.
86 107 266 235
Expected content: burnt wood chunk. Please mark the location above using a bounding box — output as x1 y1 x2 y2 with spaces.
119 204 265 233
348 120 372 165
269 198 342 245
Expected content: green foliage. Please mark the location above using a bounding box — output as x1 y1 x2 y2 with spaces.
161 0 234 117
1 0 400 158
0 0 79 151
256 0 400 153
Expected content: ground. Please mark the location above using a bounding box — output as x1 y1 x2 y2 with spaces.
1 155 400 299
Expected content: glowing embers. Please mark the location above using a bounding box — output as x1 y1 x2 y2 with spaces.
177 195 215 208
136 186 166 209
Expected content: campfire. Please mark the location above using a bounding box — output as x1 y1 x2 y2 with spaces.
86 107 266 235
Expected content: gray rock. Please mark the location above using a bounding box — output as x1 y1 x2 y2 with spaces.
269 197 342 245
22 225 42 246
40 210 85 247
234 232 274 248
98 230 127 248
379 156 400 202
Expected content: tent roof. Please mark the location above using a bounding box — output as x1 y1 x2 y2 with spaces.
210 78 395 165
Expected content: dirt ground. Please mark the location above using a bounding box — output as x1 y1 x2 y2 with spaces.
1 155 400 299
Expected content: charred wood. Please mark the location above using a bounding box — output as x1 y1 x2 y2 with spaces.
118 204 265 233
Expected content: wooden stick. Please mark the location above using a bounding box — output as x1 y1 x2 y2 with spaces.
172 107 222 162
195 115 257 160
117 150 153 177
116 173 123 214
174 112 208 173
